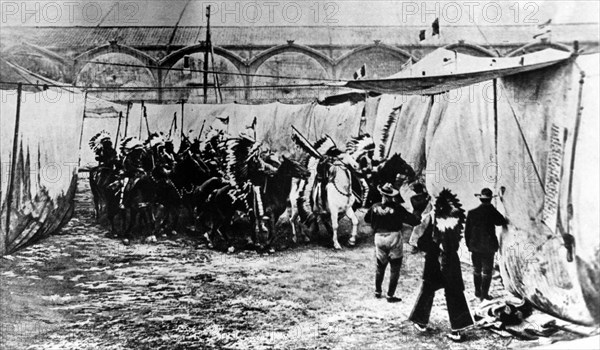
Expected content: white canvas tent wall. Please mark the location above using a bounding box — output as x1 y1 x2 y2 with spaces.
0 88 84 255
361 49 599 325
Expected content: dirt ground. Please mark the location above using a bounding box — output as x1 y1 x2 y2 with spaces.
0 180 584 349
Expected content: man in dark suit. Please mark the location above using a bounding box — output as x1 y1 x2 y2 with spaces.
465 188 508 301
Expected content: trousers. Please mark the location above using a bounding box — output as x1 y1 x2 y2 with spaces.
374 231 404 297
408 281 474 331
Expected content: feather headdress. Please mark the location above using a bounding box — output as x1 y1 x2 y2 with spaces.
89 130 111 152
433 188 466 248
120 136 144 155
346 133 375 159
315 135 339 156
225 137 255 187
376 105 402 161
146 132 165 149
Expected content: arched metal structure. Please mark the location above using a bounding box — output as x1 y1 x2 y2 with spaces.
335 43 415 65
74 43 159 83
506 41 572 57
444 42 497 57
334 43 416 79
248 43 334 77
160 45 246 73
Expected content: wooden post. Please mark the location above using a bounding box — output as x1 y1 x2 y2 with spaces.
124 101 131 138
180 99 185 141
138 101 144 139
203 5 211 104
143 105 151 138
76 91 89 169
4 83 23 254
115 111 123 146
493 78 499 205
566 70 586 257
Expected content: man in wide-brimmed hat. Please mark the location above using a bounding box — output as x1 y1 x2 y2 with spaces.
364 183 420 303
465 188 508 301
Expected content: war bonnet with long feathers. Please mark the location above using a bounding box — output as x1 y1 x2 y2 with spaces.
89 130 111 152
225 137 255 187
345 134 375 160
433 188 466 248
376 105 402 161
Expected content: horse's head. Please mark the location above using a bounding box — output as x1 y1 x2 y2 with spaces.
378 153 416 185
337 153 360 171
279 155 310 179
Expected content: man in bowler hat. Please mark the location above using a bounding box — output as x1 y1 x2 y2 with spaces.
364 183 420 302
465 188 508 301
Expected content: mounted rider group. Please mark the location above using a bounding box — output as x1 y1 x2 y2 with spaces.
88 121 417 251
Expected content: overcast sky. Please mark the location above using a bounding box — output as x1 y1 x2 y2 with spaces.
0 0 598 27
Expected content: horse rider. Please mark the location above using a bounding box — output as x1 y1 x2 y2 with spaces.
465 188 508 301
240 131 271 234
364 183 420 303
90 131 119 170
118 137 147 209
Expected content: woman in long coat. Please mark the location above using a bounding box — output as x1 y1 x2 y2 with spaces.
408 189 474 342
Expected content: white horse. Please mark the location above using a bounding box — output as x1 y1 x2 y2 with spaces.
323 153 360 249
290 134 373 249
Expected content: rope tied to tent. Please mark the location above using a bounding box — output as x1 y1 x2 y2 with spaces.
498 81 546 194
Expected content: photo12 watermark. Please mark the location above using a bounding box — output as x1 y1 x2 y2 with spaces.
0 1 342 26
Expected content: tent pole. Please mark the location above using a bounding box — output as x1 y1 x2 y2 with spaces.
493 78 499 205
124 102 131 138
498 82 545 193
566 70 586 254
76 91 89 169
138 101 144 139
115 111 123 146
4 83 23 254
180 99 185 141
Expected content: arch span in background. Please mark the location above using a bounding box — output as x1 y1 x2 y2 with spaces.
444 42 497 57
335 44 415 79
74 43 159 82
506 41 572 57
249 43 334 77
160 45 246 73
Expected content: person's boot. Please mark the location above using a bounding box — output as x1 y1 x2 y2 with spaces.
480 274 493 301
473 273 482 299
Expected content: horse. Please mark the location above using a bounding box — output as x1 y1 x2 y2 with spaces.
258 156 310 247
122 174 157 241
297 152 361 250
154 149 211 233
89 166 124 236
363 153 416 207
201 183 250 249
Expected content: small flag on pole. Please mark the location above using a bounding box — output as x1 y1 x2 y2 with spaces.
353 64 367 80
246 116 257 129
217 116 229 125
432 18 440 36
533 19 552 39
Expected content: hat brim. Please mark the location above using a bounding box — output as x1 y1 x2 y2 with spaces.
378 185 399 197
475 194 496 199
